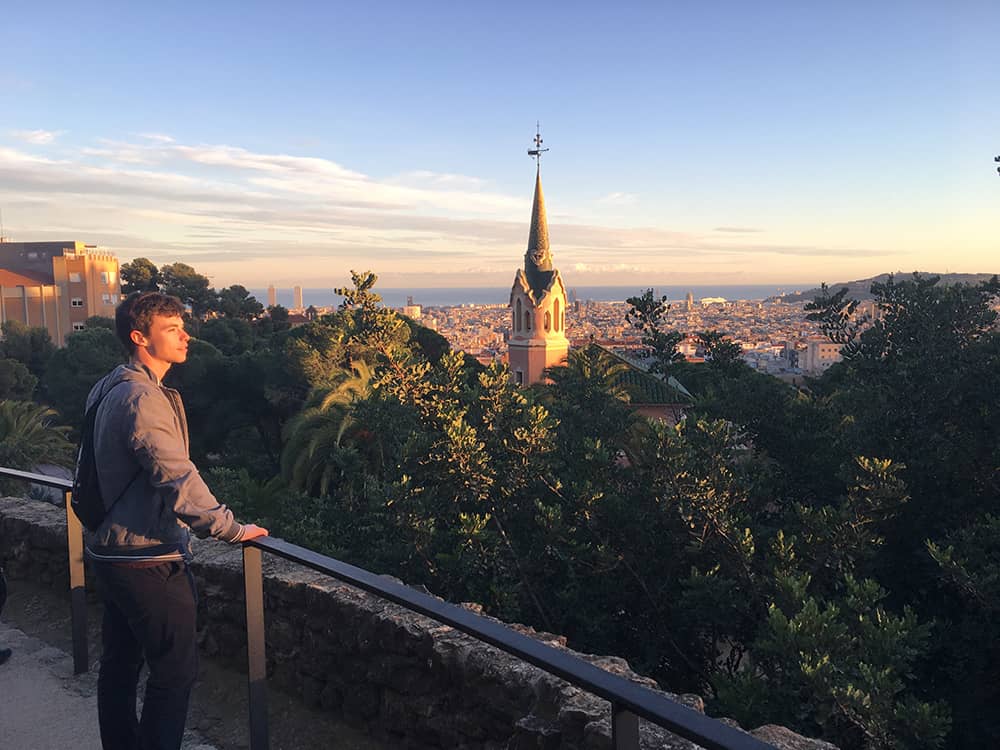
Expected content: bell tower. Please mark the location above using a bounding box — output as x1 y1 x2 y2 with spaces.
508 127 569 386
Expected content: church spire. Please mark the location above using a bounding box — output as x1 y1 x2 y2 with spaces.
524 124 554 293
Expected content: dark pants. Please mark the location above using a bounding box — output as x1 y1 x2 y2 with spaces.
93 561 198 750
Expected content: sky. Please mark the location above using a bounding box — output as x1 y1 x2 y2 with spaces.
1 1 997 289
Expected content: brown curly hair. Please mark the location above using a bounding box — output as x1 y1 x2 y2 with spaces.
115 292 187 354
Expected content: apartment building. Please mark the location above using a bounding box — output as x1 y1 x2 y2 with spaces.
799 337 843 374
0 240 122 345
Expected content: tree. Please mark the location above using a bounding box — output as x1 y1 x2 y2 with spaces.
198 317 254 356
803 273 1000 748
696 330 747 375
624 289 684 373
0 400 74 471
119 257 161 295
0 320 55 382
212 285 264 320
0 359 37 401
159 262 215 316
281 362 375 497
265 305 290 333
84 316 116 331
43 327 125 430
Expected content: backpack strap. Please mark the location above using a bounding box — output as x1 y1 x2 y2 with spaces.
89 378 142 521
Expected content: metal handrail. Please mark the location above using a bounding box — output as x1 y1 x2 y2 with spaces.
1 466 775 750
0 468 86 674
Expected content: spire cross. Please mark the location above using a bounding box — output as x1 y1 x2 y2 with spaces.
527 122 549 166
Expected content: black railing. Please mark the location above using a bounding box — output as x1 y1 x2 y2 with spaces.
1 466 775 750
0 468 88 674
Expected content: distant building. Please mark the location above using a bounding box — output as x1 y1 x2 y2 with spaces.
0 240 121 345
799 337 842 374
685 291 694 312
402 304 422 320
508 153 569 386
267 285 277 308
293 285 303 310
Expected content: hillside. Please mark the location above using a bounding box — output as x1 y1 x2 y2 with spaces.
773 272 997 302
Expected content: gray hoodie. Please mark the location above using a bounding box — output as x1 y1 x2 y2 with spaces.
84 362 245 563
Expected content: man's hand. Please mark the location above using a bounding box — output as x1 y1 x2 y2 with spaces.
241 524 270 541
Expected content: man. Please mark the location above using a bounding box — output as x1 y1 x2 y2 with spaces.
86 292 268 750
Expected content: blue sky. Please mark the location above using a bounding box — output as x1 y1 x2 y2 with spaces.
2 1 997 288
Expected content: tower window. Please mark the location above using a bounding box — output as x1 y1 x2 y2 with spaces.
554 299 560 331
71 298 84 308
515 299 522 332
515 370 524 385
525 311 532 330
544 311 551 331
69 272 82 283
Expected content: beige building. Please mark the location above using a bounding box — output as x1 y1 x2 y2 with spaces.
0 240 121 345
800 337 843 375
508 161 569 386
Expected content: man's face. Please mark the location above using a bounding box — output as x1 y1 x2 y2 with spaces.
135 314 190 366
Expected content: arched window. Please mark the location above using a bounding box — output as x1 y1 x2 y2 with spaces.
515 298 522 332
544 310 551 331
525 311 532 330
553 299 560 331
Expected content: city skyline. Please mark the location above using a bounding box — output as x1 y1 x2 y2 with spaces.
1 1 997 289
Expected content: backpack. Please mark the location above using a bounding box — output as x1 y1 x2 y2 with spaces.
70 381 139 532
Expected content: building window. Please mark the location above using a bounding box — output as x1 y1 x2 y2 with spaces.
69 272 82 283
102 293 112 304
72 322 86 331
553 299 560 331
515 299 522 332
27 252 38 259
71 298 84 308
544 311 551 331
100 271 110 284
525 311 532 330
515 370 524 385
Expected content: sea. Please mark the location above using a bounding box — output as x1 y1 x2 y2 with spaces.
251 284 799 310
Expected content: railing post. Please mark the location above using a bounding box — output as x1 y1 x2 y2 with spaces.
243 544 269 750
63 489 88 674
612 702 640 749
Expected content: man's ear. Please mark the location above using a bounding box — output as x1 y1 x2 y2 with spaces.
130 329 147 348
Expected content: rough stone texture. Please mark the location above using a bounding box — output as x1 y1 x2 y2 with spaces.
0 495 838 750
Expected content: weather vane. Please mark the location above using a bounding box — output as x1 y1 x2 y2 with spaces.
528 122 549 166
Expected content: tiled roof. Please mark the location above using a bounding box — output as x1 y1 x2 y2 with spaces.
0 268 53 286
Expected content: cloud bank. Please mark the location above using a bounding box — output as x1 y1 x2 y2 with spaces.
0 131 897 286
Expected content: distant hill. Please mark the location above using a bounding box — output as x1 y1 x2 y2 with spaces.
773 272 998 302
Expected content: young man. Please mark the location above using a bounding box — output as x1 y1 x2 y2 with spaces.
86 292 268 750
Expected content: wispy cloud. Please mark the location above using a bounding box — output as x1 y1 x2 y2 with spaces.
8 129 64 145
597 191 638 206
714 226 764 233
0 133 895 286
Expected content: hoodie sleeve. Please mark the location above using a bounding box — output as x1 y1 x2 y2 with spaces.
126 389 245 542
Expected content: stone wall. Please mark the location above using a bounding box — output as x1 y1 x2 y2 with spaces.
0 496 836 750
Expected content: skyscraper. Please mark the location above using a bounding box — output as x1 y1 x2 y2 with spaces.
508 130 569 386
293 285 303 310
267 284 277 308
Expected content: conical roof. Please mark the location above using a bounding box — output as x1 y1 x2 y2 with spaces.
523 167 555 296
